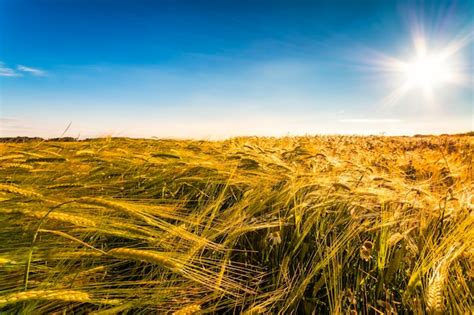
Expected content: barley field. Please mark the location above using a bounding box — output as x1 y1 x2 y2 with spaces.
0 135 472 314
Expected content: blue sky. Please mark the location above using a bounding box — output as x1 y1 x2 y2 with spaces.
0 0 472 138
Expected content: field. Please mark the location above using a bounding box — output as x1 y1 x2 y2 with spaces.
0 135 472 314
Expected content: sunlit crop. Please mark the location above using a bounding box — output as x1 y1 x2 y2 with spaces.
0 135 472 313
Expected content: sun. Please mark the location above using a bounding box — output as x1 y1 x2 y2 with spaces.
401 53 453 89
369 31 471 108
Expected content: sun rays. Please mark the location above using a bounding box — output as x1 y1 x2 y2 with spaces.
367 20 473 110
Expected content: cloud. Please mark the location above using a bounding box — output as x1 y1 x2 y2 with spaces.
17 65 46 76
0 117 55 137
0 117 20 123
339 118 402 124
0 62 47 77
0 62 20 77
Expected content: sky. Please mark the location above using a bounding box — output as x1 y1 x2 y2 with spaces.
0 0 472 139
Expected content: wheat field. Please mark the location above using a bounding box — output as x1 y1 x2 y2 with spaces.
0 135 472 314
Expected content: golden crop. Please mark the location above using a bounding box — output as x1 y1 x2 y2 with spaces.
0 135 472 314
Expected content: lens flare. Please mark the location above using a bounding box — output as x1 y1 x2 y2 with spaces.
401 54 453 89
358 18 472 109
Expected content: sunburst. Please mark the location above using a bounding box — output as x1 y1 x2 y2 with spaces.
369 27 472 109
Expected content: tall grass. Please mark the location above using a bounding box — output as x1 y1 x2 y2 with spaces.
0 136 472 313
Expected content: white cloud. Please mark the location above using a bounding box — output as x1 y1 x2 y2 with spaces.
0 62 20 77
0 62 47 77
0 118 19 123
339 118 402 124
17 65 46 76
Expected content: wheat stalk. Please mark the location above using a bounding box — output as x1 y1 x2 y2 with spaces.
1 163 33 170
0 154 25 161
425 263 446 315
0 184 43 199
90 303 133 315
108 248 183 271
20 210 97 227
0 290 91 306
172 304 201 315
